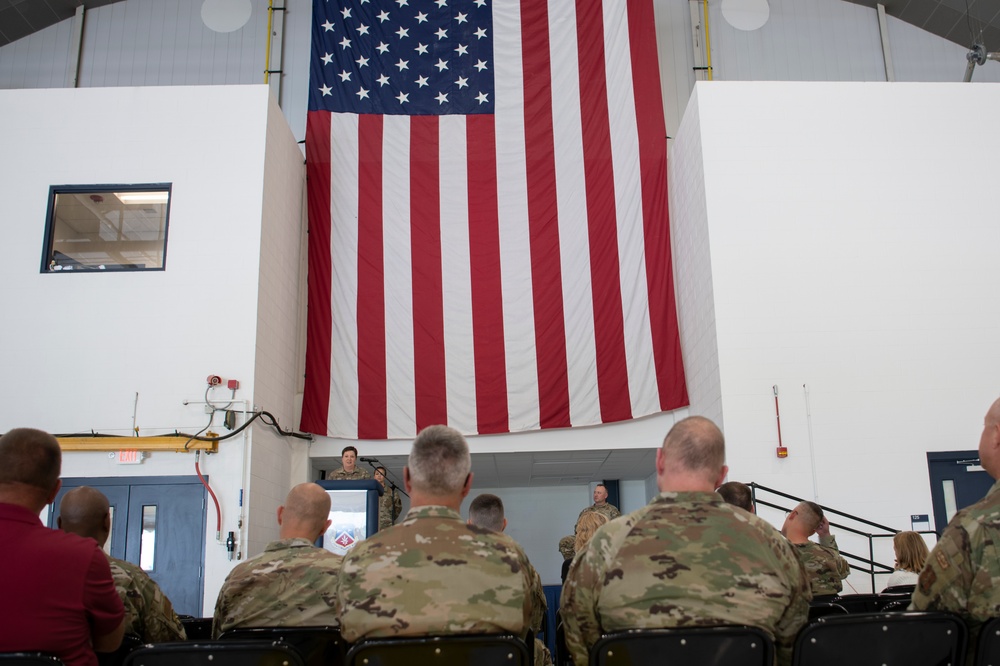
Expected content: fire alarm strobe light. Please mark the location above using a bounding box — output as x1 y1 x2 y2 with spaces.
207 375 223 386
227 379 240 390
776 447 788 459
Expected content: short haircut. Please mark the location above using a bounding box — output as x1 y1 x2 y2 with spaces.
342 445 358 456
893 531 930 573
797 501 825 532
717 481 753 512
595 483 606 490
661 416 725 476
59 486 110 539
574 511 608 553
407 425 471 495
283 483 332 531
0 428 61 492
468 493 505 531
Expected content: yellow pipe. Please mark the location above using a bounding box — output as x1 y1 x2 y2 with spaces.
58 436 219 453
703 0 713 81
265 0 274 84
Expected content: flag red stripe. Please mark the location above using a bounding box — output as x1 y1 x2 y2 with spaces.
521 0 572 429
628 0 689 410
410 116 448 431
356 115 388 439
302 111 333 435
575 0 632 422
466 116 510 434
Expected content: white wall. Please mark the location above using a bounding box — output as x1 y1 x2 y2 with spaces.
0 84 304 614
674 80 1000 590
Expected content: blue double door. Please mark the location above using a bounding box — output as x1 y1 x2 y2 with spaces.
48 476 207 617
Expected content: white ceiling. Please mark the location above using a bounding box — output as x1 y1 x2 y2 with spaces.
316 447 658 489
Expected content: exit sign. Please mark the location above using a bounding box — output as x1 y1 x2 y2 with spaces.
116 450 144 465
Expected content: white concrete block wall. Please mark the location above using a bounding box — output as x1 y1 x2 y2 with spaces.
668 86 723 426
0 84 302 614
683 80 1000 590
244 93 310 556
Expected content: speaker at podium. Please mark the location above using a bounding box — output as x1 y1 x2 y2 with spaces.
317 479 383 556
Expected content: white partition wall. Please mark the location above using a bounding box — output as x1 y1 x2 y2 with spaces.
671 81 1000 590
0 84 305 614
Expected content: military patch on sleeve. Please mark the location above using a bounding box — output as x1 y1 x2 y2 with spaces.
918 567 936 593
935 550 950 570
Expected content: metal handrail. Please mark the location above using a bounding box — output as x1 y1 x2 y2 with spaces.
749 482 935 592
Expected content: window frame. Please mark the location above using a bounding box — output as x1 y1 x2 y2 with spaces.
40 183 173 274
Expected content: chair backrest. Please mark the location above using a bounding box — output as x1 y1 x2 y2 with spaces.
178 617 214 640
345 634 529 666
123 640 305 666
975 616 1000 666
220 626 345 666
0 655 64 666
589 626 775 666
792 611 966 666
830 594 882 614
808 603 849 621
98 634 145 666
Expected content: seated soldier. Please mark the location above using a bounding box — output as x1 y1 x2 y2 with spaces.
58 486 186 642
213 482 342 636
337 425 550 664
781 501 851 599
561 417 811 666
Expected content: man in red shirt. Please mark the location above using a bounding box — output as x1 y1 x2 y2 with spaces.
0 427 125 666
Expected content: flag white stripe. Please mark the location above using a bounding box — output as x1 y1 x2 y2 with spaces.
549 0 601 427
603 1 660 417
439 115 477 433
493 2 539 431
328 112 361 438
382 116 416 438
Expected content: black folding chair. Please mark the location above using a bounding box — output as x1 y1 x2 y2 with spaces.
808 603 849 621
0 655 64 666
220 626 345 666
829 594 881 614
123 640 305 666
974 616 1000 666
345 634 529 666
590 626 774 666
792 611 966 666
98 633 145 666
177 617 214 640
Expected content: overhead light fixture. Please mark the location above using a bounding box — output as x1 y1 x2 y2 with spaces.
115 191 169 205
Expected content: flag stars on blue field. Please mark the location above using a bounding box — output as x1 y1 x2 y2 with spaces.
310 0 494 115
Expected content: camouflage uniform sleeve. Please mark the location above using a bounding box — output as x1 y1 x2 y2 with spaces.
909 524 972 614
131 569 187 641
770 535 812 666
818 534 851 579
212 568 238 639
561 525 616 666
527 563 547 632
609 505 621 519
393 492 402 521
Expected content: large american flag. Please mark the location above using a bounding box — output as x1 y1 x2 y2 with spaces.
302 0 688 440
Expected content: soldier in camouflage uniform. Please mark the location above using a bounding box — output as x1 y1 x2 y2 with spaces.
561 417 811 666
328 445 371 480
212 483 342 637
781 501 851 598
577 484 620 524
911 398 1000 658
336 425 550 665
58 486 186 642
374 465 402 531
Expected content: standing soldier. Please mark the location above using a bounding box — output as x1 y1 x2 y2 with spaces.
328 446 371 480
374 465 401 531
577 484 620 524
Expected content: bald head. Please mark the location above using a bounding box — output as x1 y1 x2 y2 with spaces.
979 398 1000 478
58 486 111 546
0 428 62 510
278 483 332 541
657 416 727 492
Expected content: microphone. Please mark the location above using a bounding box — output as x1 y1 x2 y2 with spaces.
359 457 379 462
